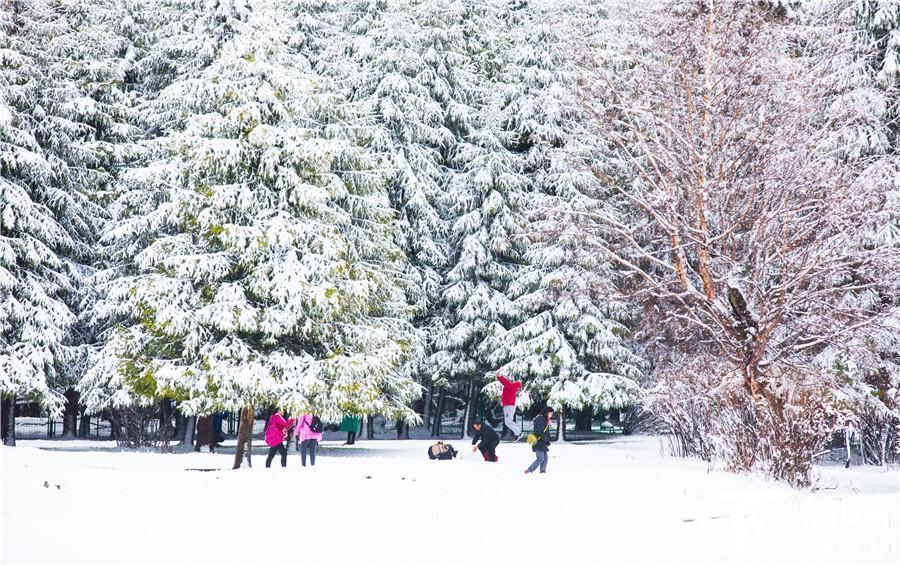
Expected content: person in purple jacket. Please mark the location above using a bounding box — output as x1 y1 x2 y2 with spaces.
294 413 324 467
264 408 295 468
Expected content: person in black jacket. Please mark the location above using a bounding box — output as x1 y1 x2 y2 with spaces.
471 421 500 462
525 407 554 474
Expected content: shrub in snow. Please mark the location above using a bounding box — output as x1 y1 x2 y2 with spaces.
647 357 850 487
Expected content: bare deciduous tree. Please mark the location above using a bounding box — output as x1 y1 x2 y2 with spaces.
556 1 899 483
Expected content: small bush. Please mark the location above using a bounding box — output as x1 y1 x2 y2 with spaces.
647 365 849 487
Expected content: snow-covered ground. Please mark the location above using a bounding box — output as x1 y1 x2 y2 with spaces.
1 435 897 564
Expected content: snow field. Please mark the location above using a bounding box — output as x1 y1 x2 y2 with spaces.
1 436 897 565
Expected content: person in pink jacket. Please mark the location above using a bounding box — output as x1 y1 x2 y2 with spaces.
497 374 522 440
265 408 295 468
293 413 324 467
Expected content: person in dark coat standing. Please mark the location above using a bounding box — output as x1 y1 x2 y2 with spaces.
471 420 500 462
525 406 554 474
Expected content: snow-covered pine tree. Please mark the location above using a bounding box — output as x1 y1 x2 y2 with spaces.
79 0 245 441
847 0 900 464
480 0 644 428
411 0 531 435
81 1 421 457
306 0 478 430
301 0 438 440
288 0 338 59
329 0 453 315
0 0 127 444
800 0 900 464
853 0 900 89
434 120 529 434
47 0 139 437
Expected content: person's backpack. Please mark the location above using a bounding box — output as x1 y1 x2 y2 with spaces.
309 415 323 434
427 442 457 460
527 417 550 446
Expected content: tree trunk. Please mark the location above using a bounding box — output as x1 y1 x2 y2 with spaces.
108 410 119 442
62 389 79 438
233 405 254 469
397 420 409 439
158 399 172 442
157 400 174 449
2 395 14 446
112 409 123 443
195 415 214 453
78 409 90 438
575 406 593 432
423 381 434 428
844 428 852 469
173 408 186 443
431 389 445 437
462 378 477 439
112 410 121 442
0 397 6 444
366 415 374 440
183 415 197 447
558 406 567 442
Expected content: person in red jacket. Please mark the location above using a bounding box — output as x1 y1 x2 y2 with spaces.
497 374 522 440
264 408 295 468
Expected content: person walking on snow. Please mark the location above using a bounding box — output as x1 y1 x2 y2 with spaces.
265 408 295 468
497 374 522 440
294 413 323 467
471 420 500 462
525 406 554 474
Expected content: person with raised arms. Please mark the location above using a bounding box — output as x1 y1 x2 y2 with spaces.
497 374 522 440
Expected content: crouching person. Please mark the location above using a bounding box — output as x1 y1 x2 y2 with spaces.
471 421 500 462
427 441 458 460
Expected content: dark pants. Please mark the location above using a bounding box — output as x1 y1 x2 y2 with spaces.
526 450 548 473
346 431 356 445
479 443 498 462
266 443 287 467
300 439 318 466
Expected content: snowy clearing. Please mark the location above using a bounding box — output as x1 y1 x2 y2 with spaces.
1 435 897 565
